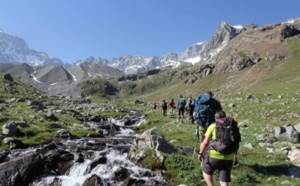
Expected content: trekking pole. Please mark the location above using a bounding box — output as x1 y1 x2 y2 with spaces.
233 151 239 167
189 127 200 170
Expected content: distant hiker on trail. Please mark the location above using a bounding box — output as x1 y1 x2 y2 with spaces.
177 95 186 123
162 100 168 116
152 102 157 112
186 96 196 124
198 110 241 186
193 91 223 141
168 98 175 115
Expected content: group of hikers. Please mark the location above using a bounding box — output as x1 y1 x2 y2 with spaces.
156 91 241 186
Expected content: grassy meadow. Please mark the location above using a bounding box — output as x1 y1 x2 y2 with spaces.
122 39 300 185
0 39 299 185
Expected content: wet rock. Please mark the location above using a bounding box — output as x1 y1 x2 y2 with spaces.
74 153 85 163
41 143 59 152
123 177 138 186
0 152 45 186
85 141 107 151
87 156 107 172
60 152 74 161
82 174 103 186
57 160 74 175
0 150 9 163
110 166 130 181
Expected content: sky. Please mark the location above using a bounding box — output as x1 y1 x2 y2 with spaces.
0 0 299 64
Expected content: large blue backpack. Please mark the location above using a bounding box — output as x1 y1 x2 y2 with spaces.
194 94 215 127
178 98 186 109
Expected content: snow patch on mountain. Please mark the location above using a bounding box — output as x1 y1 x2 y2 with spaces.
184 56 200 65
69 72 77 81
30 72 42 83
233 25 244 30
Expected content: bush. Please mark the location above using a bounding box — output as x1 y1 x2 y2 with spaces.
141 148 161 170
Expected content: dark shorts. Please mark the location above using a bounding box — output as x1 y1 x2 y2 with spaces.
178 107 185 115
202 156 233 182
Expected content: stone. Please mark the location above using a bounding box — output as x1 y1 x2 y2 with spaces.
0 152 45 186
3 74 14 81
243 142 254 149
2 122 17 136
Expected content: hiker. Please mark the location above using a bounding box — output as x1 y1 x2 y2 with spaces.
206 91 222 115
193 91 223 141
186 96 196 124
168 98 175 115
177 95 186 123
198 110 241 186
152 102 157 112
162 100 168 116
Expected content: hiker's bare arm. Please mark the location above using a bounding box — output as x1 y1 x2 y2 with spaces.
199 136 210 155
198 136 209 161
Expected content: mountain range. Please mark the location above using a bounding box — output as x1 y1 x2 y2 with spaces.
0 21 256 73
0 18 299 96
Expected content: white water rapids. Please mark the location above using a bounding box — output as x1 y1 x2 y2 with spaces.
25 117 166 186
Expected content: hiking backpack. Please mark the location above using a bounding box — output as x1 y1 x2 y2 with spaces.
210 117 241 154
190 99 195 107
162 101 167 109
178 98 186 109
194 94 214 127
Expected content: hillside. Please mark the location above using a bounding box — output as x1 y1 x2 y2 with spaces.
84 19 300 102
75 19 300 128
0 18 300 185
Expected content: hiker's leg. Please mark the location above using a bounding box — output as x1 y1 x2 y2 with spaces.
202 156 215 186
191 116 195 124
203 171 214 186
177 109 182 122
198 125 207 142
180 109 184 123
219 181 229 186
218 160 233 186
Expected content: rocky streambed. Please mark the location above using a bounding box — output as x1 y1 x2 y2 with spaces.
0 115 170 186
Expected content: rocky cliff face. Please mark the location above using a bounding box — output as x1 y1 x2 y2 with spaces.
197 22 257 64
68 61 124 82
0 29 63 66
214 19 300 73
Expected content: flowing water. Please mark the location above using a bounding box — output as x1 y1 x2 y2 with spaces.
21 117 166 186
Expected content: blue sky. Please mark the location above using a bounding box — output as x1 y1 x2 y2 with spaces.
0 0 299 64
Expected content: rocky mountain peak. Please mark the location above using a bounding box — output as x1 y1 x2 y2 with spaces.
0 29 63 66
75 56 109 66
197 21 256 64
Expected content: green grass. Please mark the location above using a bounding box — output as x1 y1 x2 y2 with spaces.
136 103 300 185
1 38 300 185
